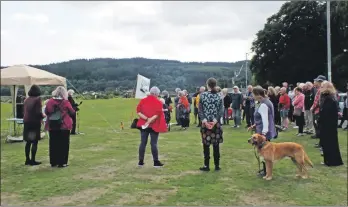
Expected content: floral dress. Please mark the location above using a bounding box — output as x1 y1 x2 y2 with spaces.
198 91 224 146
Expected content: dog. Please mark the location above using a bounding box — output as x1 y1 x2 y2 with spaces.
248 133 313 180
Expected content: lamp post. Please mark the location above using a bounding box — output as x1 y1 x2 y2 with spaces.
327 1 332 82
245 53 248 88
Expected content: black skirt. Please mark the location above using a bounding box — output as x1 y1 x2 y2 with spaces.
23 122 41 143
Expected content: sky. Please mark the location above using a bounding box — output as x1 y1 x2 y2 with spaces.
1 1 285 66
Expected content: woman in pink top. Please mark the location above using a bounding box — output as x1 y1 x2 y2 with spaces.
293 87 305 136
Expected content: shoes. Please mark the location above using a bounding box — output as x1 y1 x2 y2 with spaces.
293 126 299 129
199 166 210 171
30 161 42 166
138 160 144 167
58 164 68 168
215 166 221 171
314 143 321 148
311 135 318 139
296 133 305 137
153 160 164 168
257 169 266 177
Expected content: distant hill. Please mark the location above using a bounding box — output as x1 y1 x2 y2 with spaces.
1 58 251 95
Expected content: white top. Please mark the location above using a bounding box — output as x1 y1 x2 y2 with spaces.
258 103 269 134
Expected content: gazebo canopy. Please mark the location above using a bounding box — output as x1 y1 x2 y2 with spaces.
1 64 66 86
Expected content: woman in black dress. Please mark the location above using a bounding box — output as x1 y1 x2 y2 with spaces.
23 85 45 165
319 81 343 166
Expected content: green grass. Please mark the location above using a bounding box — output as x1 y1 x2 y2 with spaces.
1 98 347 206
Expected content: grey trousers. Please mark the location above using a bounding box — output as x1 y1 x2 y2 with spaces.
304 110 313 130
139 129 159 161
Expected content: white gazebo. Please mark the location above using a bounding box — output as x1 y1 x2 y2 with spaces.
1 65 67 142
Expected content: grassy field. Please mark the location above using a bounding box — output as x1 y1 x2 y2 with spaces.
1 98 347 206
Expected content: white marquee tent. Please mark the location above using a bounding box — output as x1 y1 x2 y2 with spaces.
1 65 67 141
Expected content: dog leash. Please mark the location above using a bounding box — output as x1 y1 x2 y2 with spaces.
251 129 261 172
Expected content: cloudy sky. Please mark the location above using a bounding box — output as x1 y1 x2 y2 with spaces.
1 1 285 66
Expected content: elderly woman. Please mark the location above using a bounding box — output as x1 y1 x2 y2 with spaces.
162 90 172 107
136 86 167 168
45 86 75 168
249 86 277 177
68 89 79 135
293 87 305 136
319 81 343 166
177 91 191 129
23 85 45 166
268 87 279 125
198 78 224 171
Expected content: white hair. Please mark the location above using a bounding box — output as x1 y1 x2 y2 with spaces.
183 90 188 95
178 91 185 96
68 89 75 96
200 86 206 91
298 83 305 89
150 86 161 96
159 98 165 104
162 90 169 96
52 86 68 100
175 88 181 93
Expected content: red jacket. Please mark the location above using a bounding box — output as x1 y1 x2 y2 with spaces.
45 98 75 131
136 95 167 133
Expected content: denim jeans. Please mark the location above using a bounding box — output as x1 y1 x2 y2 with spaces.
232 108 241 126
139 129 159 161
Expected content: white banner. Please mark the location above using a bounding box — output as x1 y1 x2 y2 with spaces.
135 74 150 99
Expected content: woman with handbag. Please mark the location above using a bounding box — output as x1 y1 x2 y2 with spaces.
45 86 75 168
293 87 305 136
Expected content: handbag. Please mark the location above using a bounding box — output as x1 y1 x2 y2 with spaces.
131 118 139 129
293 108 302 116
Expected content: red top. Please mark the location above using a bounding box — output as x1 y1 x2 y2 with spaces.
311 88 321 115
45 98 75 130
293 93 305 112
279 93 291 110
136 95 167 133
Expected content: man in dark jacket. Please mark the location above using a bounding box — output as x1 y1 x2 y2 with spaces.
244 85 255 127
303 82 315 134
231 86 243 128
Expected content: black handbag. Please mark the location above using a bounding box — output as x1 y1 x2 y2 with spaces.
131 118 139 129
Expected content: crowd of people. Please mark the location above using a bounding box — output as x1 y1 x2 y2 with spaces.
135 75 346 173
22 75 346 173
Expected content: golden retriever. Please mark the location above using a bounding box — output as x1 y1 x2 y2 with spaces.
248 133 313 180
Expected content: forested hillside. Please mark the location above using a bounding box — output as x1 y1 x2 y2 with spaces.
1 58 251 95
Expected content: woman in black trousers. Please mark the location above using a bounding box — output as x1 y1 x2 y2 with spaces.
23 85 45 166
45 86 75 168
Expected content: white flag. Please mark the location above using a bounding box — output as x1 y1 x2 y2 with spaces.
135 74 151 99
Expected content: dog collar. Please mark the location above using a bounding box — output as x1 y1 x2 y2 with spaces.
258 141 267 149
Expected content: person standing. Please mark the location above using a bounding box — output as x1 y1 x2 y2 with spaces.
177 91 190 130
192 88 200 125
222 88 232 125
267 87 279 126
288 84 296 124
319 81 343 167
45 86 75 168
136 86 167 168
198 78 224 171
231 86 243 128
310 75 326 141
174 88 181 125
245 85 255 128
67 89 78 135
23 85 45 166
303 82 315 134
279 87 291 130
248 86 277 177
292 87 305 136
195 86 206 127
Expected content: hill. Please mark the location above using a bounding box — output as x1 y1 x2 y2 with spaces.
1 58 251 95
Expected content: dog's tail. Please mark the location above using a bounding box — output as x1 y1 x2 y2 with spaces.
303 151 314 168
